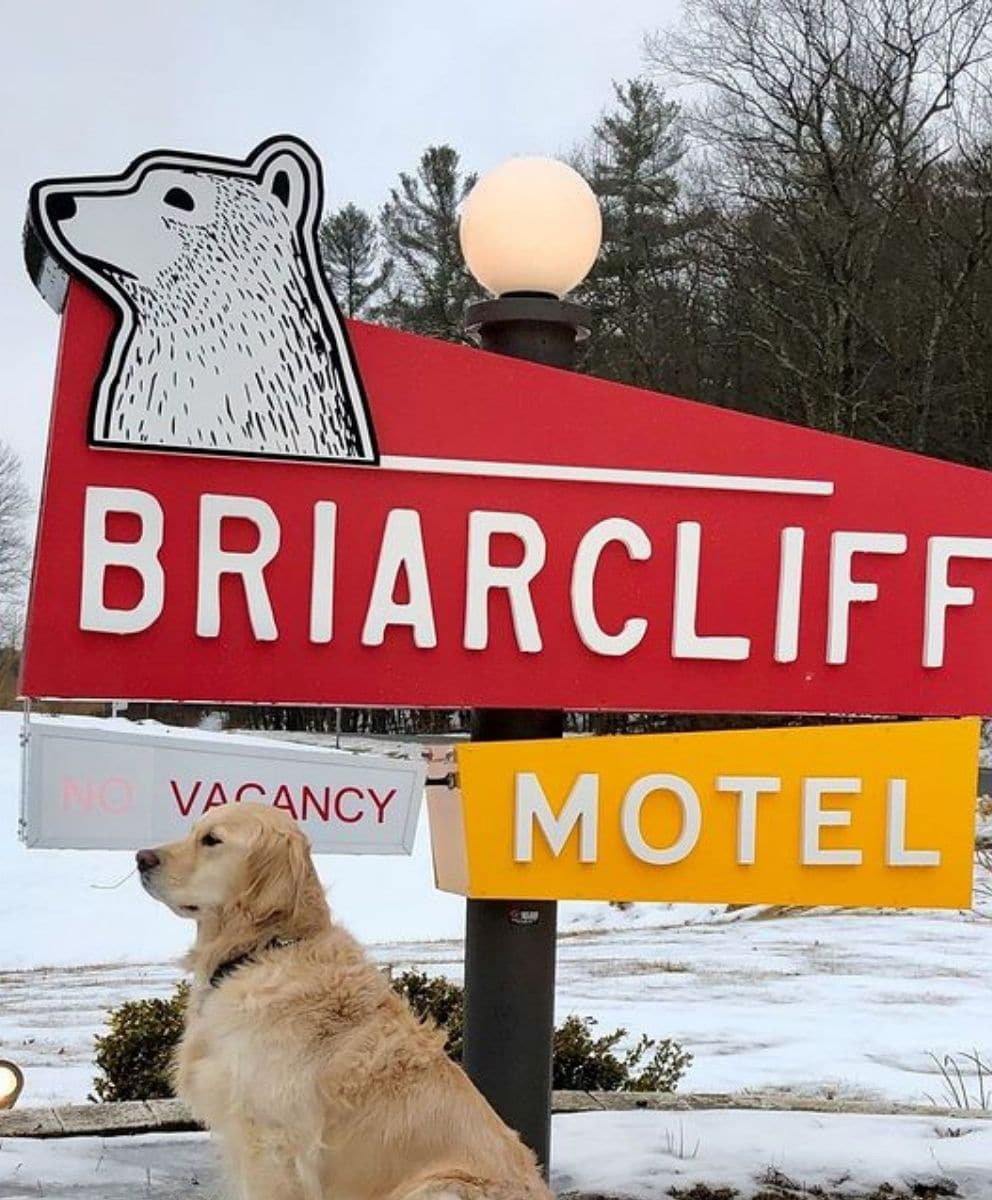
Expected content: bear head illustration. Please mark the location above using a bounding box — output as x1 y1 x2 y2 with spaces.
27 136 377 463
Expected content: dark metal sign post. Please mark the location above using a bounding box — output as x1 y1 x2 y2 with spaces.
461 296 589 1173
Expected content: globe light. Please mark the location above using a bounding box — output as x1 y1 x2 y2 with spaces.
459 157 602 299
0 1060 23 1110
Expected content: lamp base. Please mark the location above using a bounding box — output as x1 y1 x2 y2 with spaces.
464 295 591 369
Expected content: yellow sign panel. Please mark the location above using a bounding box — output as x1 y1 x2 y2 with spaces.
429 720 978 908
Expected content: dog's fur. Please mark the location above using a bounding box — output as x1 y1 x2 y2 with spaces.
138 804 553 1200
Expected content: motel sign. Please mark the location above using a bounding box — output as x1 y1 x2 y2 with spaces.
17 136 992 717
20 283 992 717
21 717 425 852
432 720 978 908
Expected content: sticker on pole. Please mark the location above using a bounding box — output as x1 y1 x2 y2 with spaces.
21 717 425 853
429 719 979 908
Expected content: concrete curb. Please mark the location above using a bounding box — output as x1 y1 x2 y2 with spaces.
0 1098 193 1139
2 1091 990 1139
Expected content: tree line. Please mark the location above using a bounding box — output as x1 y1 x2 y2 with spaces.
324 0 992 470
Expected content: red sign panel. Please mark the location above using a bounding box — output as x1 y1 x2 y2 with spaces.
21 140 992 715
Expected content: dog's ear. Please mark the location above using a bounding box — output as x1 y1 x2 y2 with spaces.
241 823 311 927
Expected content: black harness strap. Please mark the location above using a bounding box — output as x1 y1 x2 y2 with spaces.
209 937 297 989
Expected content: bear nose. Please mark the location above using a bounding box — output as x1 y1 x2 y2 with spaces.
45 193 77 224
136 849 160 873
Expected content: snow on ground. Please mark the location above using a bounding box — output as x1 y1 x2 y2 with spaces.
3 1111 992 1199
553 1109 992 1197
6 904 992 1110
2 712 992 1118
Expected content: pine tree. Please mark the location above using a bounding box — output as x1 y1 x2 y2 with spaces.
378 146 482 341
318 203 391 318
578 79 700 393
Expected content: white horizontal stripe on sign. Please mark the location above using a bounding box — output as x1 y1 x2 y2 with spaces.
378 455 834 497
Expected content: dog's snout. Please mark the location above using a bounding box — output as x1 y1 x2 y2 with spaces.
136 848 160 873
45 192 77 224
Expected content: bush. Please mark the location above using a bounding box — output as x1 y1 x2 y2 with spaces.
392 969 691 1093
91 970 692 1102
90 981 189 1102
391 968 465 1060
552 1014 692 1092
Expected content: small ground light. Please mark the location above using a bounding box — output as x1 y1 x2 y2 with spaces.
0 1060 23 1110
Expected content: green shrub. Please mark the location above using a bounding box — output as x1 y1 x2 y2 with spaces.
90 981 189 1102
552 1015 692 1092
392 969 691 1093
391 968 465 1060
92 970 692 1102
553 1014 629 1090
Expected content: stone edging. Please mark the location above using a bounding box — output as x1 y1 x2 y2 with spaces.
2 1091 990 1139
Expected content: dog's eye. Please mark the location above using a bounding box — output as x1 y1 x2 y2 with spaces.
201 832 222 847
164 186 195 212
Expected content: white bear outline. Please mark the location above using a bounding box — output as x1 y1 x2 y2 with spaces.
26 136 378 464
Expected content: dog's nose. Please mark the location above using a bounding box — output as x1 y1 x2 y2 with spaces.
45 192 77 224
136 849 160 873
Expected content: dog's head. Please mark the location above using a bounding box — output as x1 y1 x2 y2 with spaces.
136 803 314 927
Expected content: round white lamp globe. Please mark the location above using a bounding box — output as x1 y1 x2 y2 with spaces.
460 157 602 299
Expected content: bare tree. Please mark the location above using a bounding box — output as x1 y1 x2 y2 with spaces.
0 443 28 595
647 0 992 455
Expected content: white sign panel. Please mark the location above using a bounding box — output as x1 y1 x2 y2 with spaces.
21 717 425 853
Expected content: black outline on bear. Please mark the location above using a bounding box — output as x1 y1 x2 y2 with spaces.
25 135 378 465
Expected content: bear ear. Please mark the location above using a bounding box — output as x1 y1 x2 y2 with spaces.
252 142 316 224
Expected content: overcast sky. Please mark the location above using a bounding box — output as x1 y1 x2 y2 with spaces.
0 0 677 502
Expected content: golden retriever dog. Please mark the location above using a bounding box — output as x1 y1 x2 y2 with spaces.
136 804 553 1200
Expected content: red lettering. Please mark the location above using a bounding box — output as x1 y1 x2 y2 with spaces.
301 785 330 822
203 781 229 811
272 783 298 820
100 777 134 814
368 787 396 824
334 787 363 823
63 778 95 812
170 779 201 817
235 782 266 804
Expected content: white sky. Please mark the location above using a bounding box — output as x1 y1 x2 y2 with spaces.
0 0 677 502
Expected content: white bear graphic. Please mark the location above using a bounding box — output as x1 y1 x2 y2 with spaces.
27 137 377 462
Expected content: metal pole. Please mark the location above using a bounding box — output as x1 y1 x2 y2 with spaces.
461 293 590 1174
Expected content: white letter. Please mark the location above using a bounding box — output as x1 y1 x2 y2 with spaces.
621 774 702 865
924 536 992 668
464 511 545 652
827 532 907 664
309 501 337 644
197 495 280 640
362 509 437 648
80 487 165 635
775 527 805 663
571 518 651 656
672 521 750 660
801 777 862 866
514 773 599 862
716 775 781 865
885 778 940 866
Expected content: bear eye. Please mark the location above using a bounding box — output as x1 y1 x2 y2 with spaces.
164 186 195 212
201 831 222 847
